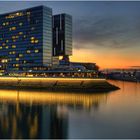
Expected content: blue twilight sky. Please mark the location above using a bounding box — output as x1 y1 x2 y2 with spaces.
0 1 140 68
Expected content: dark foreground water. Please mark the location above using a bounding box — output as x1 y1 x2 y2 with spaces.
0 80 140 139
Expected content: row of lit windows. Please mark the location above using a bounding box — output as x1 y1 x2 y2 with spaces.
30 37 39 44
5 11 30 19
1 22 23 27
0 45 15 49
8 49 39 55
8 58 26 63
9 27 16 31
1 22 24 30
0 35 39 45
2 20 37 31
1 18 40 30
0 29 43 40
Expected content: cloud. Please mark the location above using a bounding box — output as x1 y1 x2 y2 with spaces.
73 15 140 49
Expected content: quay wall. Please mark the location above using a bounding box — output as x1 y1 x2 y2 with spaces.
0 77 119 92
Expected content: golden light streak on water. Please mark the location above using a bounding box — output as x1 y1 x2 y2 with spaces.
0 89 107 108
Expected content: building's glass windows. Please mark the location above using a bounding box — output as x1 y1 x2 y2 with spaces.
19 32 23 35
9 27 16 31
12 45 16 48
27 50 31 54
5 46 9 49
19 54 23 57
19 22 23 26
0 6 53 71
35 49 39 53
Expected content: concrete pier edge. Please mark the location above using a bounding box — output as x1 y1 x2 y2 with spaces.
0 77 119 93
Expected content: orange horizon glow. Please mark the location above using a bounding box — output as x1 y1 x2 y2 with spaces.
71 47 140 70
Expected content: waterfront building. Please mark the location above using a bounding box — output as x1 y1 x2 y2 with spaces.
52 14 72 62
0 5 98 77
0 6 52 72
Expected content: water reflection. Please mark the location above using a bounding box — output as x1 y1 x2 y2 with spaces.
0 90 108 139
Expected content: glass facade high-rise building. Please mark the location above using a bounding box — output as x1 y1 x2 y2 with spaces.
53 14 72 57
0 6 73 73
0 6 52 72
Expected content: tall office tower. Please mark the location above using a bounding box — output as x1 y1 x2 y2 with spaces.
0 6 52 72
52 14 72 63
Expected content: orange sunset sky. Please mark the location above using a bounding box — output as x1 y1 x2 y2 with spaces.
71 42 140 69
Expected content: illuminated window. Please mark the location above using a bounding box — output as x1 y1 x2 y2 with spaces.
15 64 19 67
5 46 9 49
16 58 19 61
9 51 16 54
2 23 6 26
9 27 16 31
31 40 34 43
30 37 39 44
16 12 20 16
2 43 6 46
19 54 23 57
9 51 16 55
1 59 8 63
15 36 19 39
12 36 16 39
35 40 39 43
12 45 16 48
27 12 31 15
13 27 16 30
0 46 2 49
6 40 9 43
31 37 35 40
35 49 39 53
6 22 9 26
19 32 23 35
27 50 31 54
6 12 23 19
19 22 23 26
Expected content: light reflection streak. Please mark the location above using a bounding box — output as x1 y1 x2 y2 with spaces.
0 89 108 138
0 89 108 108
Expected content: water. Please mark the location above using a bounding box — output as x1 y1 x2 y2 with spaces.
0 80 140 139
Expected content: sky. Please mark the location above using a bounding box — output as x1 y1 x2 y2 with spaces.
0 1 140 69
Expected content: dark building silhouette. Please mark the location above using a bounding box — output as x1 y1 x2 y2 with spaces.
53 14 72 63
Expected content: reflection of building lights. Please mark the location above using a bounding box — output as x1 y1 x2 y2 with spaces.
0 90 107 109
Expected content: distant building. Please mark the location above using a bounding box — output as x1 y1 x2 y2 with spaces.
70 62 98 71
59 61 97 71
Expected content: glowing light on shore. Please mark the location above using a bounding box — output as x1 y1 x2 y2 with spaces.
0 77 106 81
